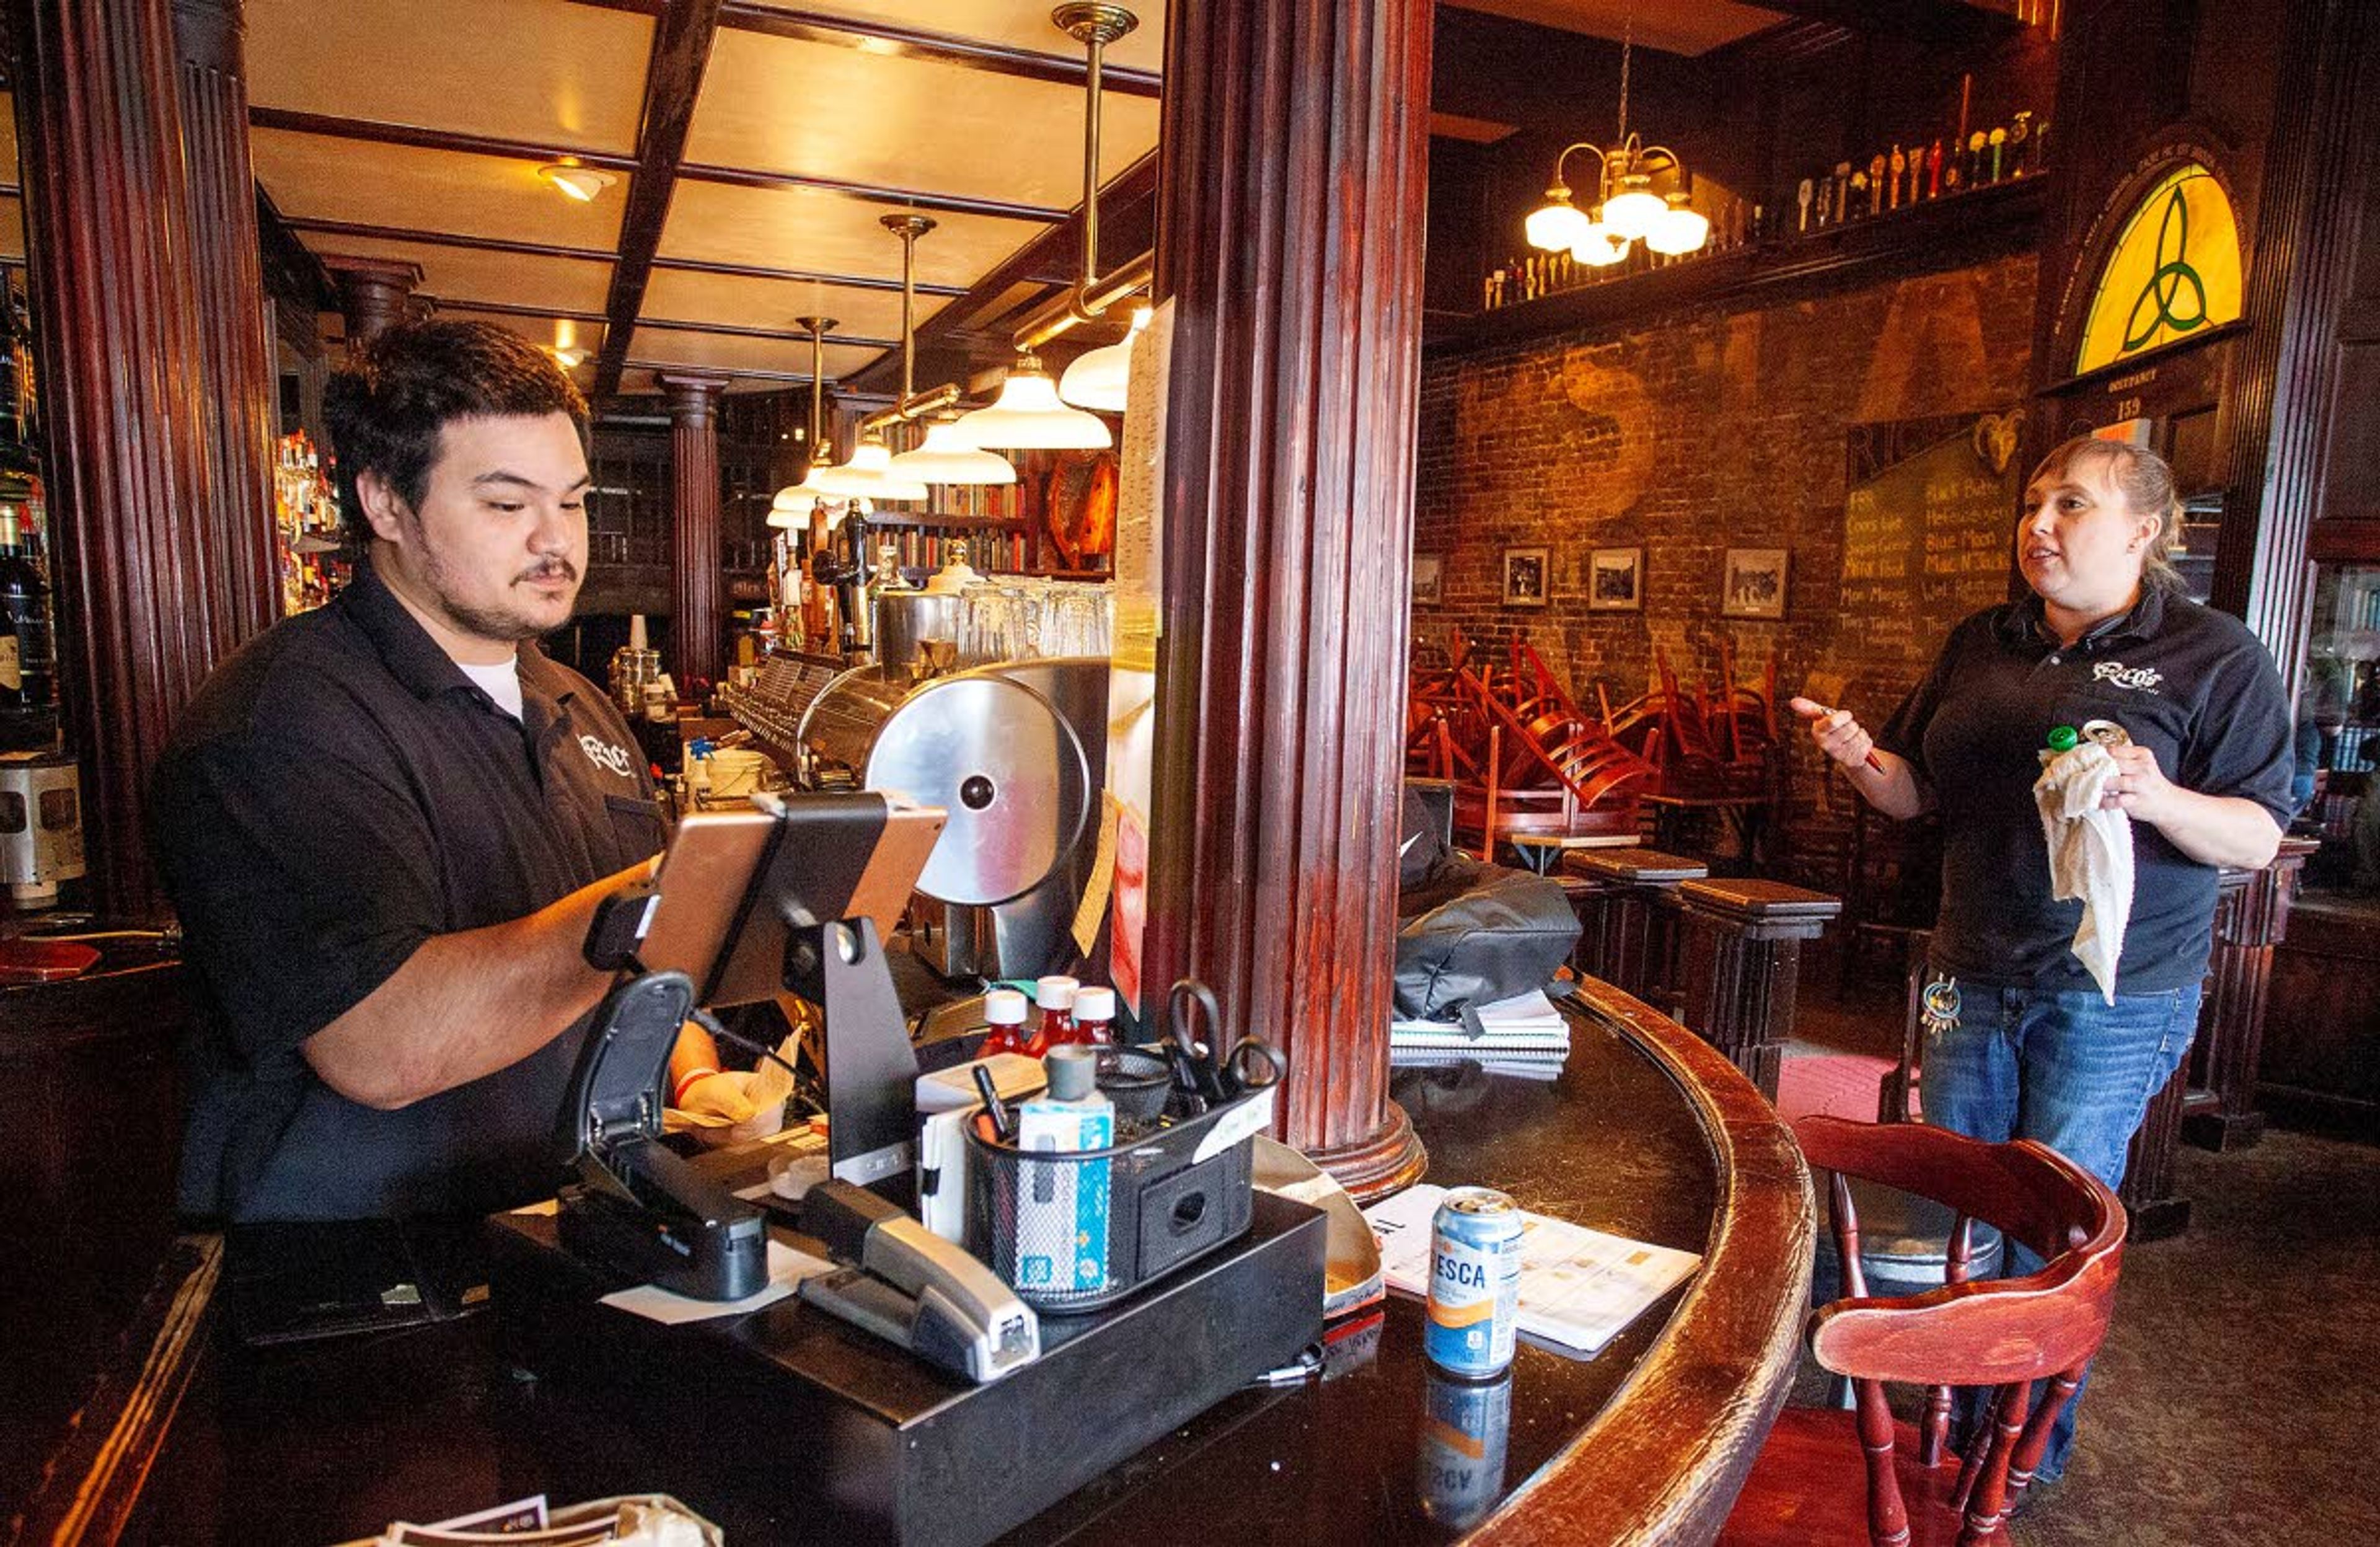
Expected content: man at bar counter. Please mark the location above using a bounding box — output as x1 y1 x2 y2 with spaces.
153 320 724 1225
1794 435 2293 1488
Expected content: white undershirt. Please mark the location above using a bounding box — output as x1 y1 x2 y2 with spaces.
457 656 524 720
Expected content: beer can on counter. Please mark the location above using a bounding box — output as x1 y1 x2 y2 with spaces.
1416 1367 1514 1530
1424 1187 1524 1378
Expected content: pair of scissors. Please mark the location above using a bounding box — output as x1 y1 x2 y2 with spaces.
1164 979 1287 1113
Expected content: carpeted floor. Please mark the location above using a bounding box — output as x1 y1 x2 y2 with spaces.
1779 967 2380 1545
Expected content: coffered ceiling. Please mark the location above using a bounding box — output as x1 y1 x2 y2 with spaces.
241 0 1166 401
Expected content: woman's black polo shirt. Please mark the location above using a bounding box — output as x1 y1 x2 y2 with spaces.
1877 586 2294 995
152 557 664 1222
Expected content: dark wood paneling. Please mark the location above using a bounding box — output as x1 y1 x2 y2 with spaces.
172 0 281 651
2208 0 2376 689
1146 0 1433 1196
593 0 725 399
7 0 239 917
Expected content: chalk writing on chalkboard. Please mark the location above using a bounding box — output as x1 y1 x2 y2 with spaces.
1841 412 2021 674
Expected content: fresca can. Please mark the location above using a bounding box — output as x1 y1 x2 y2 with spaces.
1416 1367 1514 1530
1424 1187 1524 1378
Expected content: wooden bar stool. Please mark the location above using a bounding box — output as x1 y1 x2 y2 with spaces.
1721 1116 2126 1547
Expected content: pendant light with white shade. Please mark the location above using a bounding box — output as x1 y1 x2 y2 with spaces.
953 350 1113 449
879 214 1016 486
769 317 841 527
1057 304 1148 414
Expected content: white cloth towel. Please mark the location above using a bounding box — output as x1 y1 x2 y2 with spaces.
2032 742 2135 1004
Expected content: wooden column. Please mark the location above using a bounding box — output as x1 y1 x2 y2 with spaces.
322 255 423 351
1147 0 1434 1199
171 0 280 652
2208 0 2376 680
663 374 729 693
6 0 228 919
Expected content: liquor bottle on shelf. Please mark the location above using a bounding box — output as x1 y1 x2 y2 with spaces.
0 503 59 753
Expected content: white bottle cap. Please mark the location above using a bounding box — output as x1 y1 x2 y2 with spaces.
984 989 1029 1026
1074 985 1116 1021
1034 976 1078 1011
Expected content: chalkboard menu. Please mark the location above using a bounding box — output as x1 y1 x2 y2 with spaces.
1841 410 2022 670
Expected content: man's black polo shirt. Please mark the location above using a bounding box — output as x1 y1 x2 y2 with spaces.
1877 584 2293 994
153 557 664 1222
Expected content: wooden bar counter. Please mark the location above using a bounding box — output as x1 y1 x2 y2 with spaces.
35 981 1810 1547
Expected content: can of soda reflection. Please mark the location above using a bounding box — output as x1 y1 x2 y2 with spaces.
1424 1187 1524 1378
1416 1367 1514 1529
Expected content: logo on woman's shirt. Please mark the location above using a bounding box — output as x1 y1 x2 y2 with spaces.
580 734 637 778
2091 661 2162 693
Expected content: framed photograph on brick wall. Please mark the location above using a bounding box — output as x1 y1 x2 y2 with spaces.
1588 547 1642 612
1412 552 1443 606
1722 547 1789 619
1502 546 1549 608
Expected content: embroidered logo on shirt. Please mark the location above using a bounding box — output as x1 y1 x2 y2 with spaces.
2091 661 2163 693
580 734 637 778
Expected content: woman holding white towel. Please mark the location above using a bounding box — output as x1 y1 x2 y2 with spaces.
1792 434 2294 1488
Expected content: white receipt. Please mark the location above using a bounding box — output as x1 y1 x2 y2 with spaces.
596 1239 832 1326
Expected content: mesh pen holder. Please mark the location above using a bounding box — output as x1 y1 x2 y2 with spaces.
964 1088 1262 1315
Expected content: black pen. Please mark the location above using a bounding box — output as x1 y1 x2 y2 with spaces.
972 1063 1015 1142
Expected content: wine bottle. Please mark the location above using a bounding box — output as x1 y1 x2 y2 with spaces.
0 505 60 752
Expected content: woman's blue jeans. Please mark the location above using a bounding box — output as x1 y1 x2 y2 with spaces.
1921 981 2202 1484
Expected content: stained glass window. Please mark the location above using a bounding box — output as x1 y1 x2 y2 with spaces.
2076 164 2244 374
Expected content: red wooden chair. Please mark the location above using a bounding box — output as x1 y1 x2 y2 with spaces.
1721 1116 2127 1547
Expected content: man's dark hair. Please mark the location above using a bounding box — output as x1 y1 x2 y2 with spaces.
322 319 591 544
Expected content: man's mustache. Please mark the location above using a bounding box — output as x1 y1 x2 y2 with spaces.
517 559 580 584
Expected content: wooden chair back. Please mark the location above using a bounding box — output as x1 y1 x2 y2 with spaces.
1794 1114 2127 1546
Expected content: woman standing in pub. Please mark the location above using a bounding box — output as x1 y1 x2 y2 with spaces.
1793 435 2294 1486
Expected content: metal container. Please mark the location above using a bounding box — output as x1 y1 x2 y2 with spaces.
1424 1187 1525 1378
873 589 962 676
0 750 83 908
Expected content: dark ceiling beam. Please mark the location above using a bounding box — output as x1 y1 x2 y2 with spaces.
421 296 610 325
842 150 1160 396
651 253 967 297
673 162 1069 223
280 217 619 265
255 187 338 314
593 0 726 399
420 294 895 351
273 216 969 296
1731 0 2019 43
714 2 1163 98
247 107 640 172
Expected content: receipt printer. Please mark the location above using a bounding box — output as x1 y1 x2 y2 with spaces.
800 1179 1039 1383
557 970 768 1302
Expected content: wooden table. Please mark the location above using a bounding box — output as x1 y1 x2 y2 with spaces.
32 983 1811 1547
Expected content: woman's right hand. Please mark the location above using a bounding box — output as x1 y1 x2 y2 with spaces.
1788 695 1877 772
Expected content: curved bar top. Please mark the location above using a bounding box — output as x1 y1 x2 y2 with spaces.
1468 980 1816 1546
32 977 1812 1547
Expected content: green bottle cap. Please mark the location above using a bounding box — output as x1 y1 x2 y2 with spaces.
2047 725 2079 752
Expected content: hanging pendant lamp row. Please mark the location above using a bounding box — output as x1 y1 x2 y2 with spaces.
1520 9 1708 267
952 2 1145 438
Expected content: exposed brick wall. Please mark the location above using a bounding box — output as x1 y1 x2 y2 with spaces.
1412 246 2039 881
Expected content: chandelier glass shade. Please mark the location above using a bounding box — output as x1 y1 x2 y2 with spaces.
1525 138 1707 263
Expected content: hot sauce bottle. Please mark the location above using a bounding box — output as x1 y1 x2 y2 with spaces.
1035 976 1082 1047
980 988 1044 1059
1070 986 1117 1047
